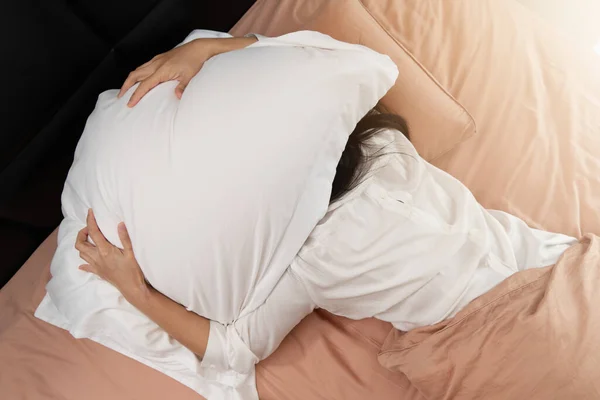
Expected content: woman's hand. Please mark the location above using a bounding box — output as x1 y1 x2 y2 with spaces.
76 209 148 302
76 209 212 358
119 36 257 108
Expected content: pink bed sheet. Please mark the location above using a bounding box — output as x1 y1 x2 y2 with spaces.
0 231 419 399
380 235 600 399
9 0 598 398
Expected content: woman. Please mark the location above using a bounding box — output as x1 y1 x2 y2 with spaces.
75 34 577 374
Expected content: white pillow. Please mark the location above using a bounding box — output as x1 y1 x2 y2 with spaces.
35 30 397 399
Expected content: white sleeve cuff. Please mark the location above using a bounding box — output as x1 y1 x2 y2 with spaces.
180 29 233 46
244 31 375 53
201 320 230 371
201 320 260 375
244 33 267 41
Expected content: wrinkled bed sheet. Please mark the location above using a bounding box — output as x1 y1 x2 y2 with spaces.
0 231 420 400
380 234 600 399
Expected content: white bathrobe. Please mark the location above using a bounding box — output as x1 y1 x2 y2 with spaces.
202 127 577 387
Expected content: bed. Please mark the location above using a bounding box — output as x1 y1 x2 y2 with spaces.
2 230 420 399
3 0 600 399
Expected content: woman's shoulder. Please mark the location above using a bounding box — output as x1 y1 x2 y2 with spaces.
293 127 424 263
332 129 424 206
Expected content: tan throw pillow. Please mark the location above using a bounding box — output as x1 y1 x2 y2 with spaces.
379 235 600 400
230 0 476 162
362 0 600 238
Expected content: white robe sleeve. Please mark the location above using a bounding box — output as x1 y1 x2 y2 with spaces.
200 268 315 379
487 209 578 269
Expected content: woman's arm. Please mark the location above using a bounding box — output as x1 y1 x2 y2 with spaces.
202 268 315 373
127 282 211 358
120 35 257 107
75 209 315 372
75 209 212 358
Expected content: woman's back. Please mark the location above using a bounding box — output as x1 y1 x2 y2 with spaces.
291 128 576 331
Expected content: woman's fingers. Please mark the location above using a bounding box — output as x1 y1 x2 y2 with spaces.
127 73 163 107
175 72 194 99
75 227 95 253
79 264 96 274
118 222 134 254
137 55 160 70
75 227 89 248
75 226 100 267
119 71 140 98
86 209 110 250
118 67 154 98
78 250 96 266
175 81 187 99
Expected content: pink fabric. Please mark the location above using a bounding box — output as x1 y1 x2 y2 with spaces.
6 0 600 398
363 0 600 238
3 2 433 399
0 231 419 400
379 235 600 399
370 0 600 397
231 0 475 162
0 232 204 400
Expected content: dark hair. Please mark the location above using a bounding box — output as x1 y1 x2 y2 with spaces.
330 109 410 203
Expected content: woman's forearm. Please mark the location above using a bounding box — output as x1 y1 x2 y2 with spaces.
199 36 258 59
126 284 211 359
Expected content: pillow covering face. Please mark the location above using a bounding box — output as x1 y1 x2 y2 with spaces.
35 30 398 398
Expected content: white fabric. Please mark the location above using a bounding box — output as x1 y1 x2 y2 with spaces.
292 129 577 331
198 128 578 376
34 30 398 400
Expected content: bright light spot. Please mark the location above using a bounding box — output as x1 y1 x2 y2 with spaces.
594 39 600 55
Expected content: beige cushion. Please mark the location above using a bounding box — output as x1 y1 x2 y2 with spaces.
379 235 600 400
364 0 600 237
373 0 600 396
231 0 476 162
